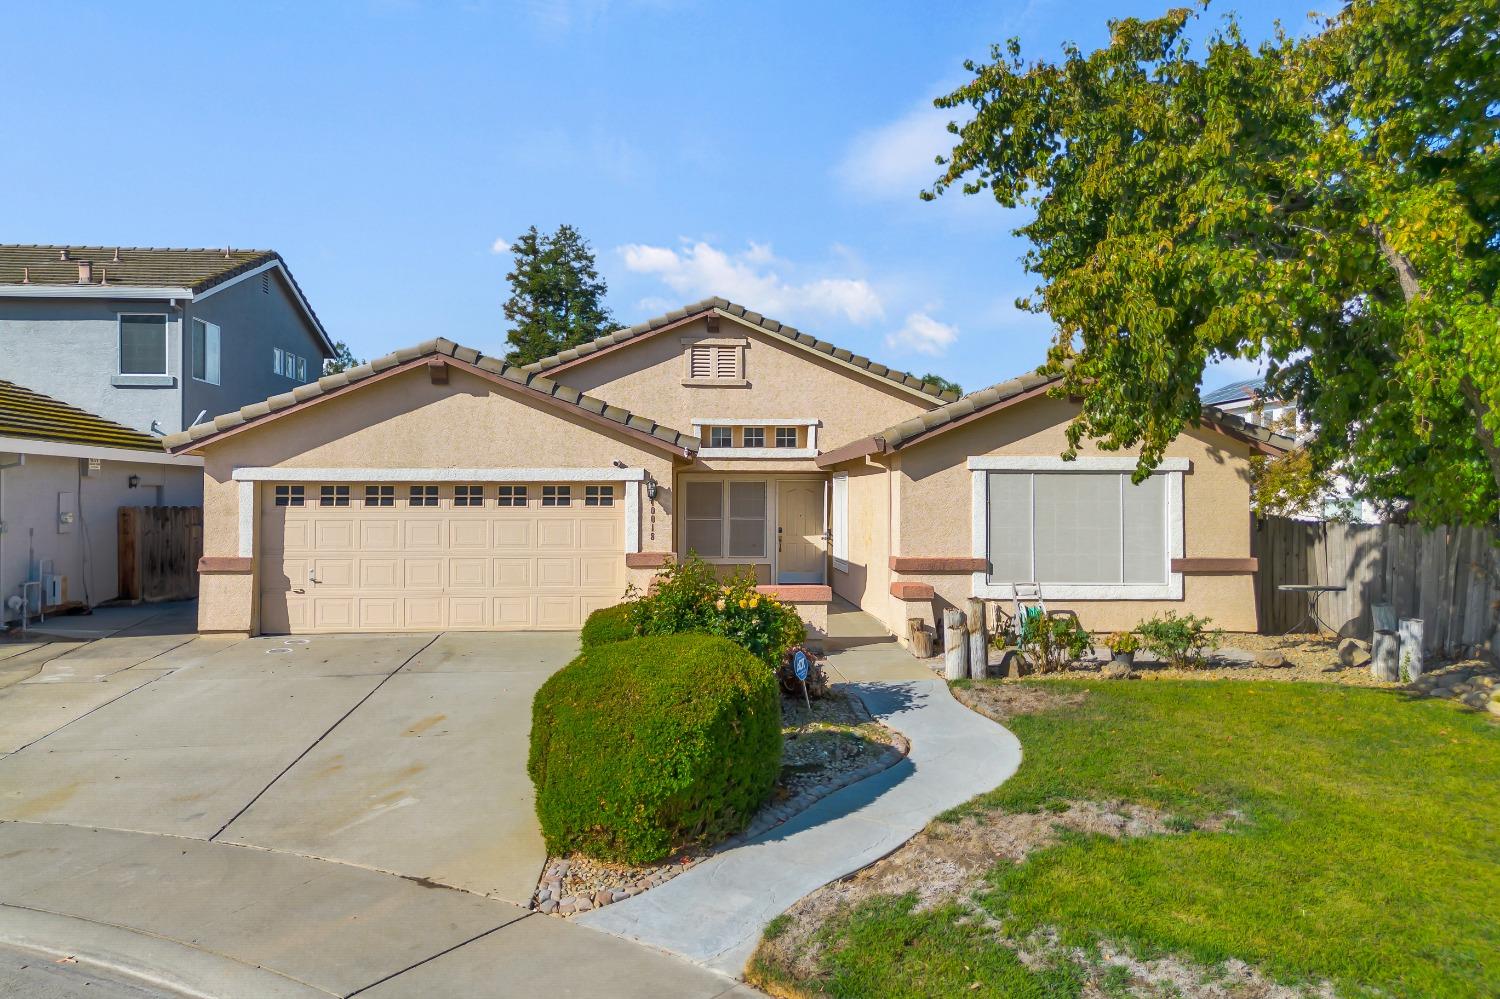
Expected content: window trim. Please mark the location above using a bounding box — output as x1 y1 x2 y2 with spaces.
968 456 1186 600
191 318 221 385
679 476 772 564
117 312 170 376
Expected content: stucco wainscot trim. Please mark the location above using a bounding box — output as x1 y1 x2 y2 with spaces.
230 466 650 562
967 456 1187 601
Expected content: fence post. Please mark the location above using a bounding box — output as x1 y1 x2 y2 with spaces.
943 608 968 681
117 507 141 601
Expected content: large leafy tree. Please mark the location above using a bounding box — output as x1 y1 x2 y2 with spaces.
928 0 1499 524
502 224 615 365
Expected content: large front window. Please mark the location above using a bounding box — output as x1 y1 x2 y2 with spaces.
986 471 1167 585
683 479 767 559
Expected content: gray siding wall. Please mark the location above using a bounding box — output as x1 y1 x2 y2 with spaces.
181 267 330 428
0 298 184 434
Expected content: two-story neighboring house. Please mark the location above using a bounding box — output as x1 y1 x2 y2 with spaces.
0 245 334 437
167 298 1290 644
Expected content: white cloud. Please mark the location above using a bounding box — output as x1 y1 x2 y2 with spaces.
836 104 954 201
618 240 885 325
490 237 512 255
884 312 957 357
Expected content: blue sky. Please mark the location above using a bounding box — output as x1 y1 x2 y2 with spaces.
3 0 1320 394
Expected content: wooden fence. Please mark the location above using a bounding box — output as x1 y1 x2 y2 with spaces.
118 506 203 603
1253 516 1499 658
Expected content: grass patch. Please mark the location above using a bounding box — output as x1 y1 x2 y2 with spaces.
755 680 1499 998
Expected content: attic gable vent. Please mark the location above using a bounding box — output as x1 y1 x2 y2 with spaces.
682 338 746 386
261 273 270 294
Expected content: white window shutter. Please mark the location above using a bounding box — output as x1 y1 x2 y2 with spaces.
832 474 849 569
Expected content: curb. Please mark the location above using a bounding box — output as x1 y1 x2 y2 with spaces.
0 903 331 998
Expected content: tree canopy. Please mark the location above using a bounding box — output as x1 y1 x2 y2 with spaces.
917 372 964 396
322 340 364 375
928 0 1499 524
502 224 615 365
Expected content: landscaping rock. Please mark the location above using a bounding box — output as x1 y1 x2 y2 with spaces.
1337 638 1371 667
1254 651 1289 668
1488 694 1500 717
1100 662 1133 680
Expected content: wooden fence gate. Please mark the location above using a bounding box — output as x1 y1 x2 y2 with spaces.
118 506 203 602
1253 516 1499 658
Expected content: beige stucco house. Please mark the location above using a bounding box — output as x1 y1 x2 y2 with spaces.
166 298 1289 646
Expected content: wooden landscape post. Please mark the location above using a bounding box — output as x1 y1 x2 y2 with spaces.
966 598 988 680
907 618 933 659
1372 603 1397 641
1398 618 1425 682
943 607 968 681
1372 629 1400 682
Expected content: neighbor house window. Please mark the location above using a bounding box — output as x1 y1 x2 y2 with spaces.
409 485 438 507
585 485 614 507
319 485 350 507
496 485 527 507
683 479 767 560
542 485 571 507
191 319 220 385
984 471 1168 586
708 426 733 448
742 427 765 448
273 347 309 382
365 485 394 506
775 427 799 448
273 485 304 507
118 314 168 375
454 484 485 507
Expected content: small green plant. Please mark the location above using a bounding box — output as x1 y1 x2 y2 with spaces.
1018 612 1092 674
1400 650 1413 684
1104 631 1141 655
623 555 805 667
1134 612 1222 669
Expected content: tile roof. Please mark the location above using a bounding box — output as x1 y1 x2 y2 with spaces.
522 298 962 403
0 245 275 292
1201 376 1269 406
827 369 1296 461
0 379 165 452
164 338 700 455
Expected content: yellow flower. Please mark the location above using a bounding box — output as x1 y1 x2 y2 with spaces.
737 599 748 609
749 596 760 608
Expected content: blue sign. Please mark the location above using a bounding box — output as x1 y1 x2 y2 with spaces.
792 649 811 682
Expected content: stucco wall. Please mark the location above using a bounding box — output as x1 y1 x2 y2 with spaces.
195 365 680 633
831 459 891 614
181 268 330 429
0 298 183 434
0 452 201 623
882 394 1259 637
546 316 936 453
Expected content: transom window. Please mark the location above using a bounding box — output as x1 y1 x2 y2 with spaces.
320 485 350 507
274 485 304 507
775 427 799 448
409 485 438 507
585 485 614 507
708 426 733 448
542 485 571 507
454 484 485 507
683 479 767 559
497 485 527 507
985 471 1167 586
118 314 168 375
365 485 394 507
742 427 765 448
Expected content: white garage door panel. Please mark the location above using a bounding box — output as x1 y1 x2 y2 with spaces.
258 483 626 633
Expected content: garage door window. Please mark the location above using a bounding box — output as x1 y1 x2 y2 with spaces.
365 485 394 507
497 485 527 507
585 485 614 507
274 485 304 507
320 485 350 507
455 484 485 507
542 485 571 507
409 485 438 507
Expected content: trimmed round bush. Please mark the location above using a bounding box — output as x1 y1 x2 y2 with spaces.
580 603 635 650
528 634 782 864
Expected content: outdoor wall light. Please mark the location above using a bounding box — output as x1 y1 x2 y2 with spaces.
645 474 659 502
127 474 140 489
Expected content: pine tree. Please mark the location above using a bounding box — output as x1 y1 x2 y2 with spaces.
502 225 615 365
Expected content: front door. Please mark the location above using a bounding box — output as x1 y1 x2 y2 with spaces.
777 479 825 583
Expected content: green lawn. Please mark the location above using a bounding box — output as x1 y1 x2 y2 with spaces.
752 680 1499 998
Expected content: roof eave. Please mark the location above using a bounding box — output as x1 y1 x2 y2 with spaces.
0 284 195 300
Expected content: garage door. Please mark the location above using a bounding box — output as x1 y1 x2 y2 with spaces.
259 481 625 633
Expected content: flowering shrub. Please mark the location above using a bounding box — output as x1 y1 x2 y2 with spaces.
624 556 806 667
1135 612 1222 668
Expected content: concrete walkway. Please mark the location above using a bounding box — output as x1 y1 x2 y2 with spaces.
578 644 1022 976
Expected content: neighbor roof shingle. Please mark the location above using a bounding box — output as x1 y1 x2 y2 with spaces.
0 245 274 292
163 338 700 455
522 298 962 403
0 380 165 452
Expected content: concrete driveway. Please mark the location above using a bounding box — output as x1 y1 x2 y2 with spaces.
0 605 753 998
